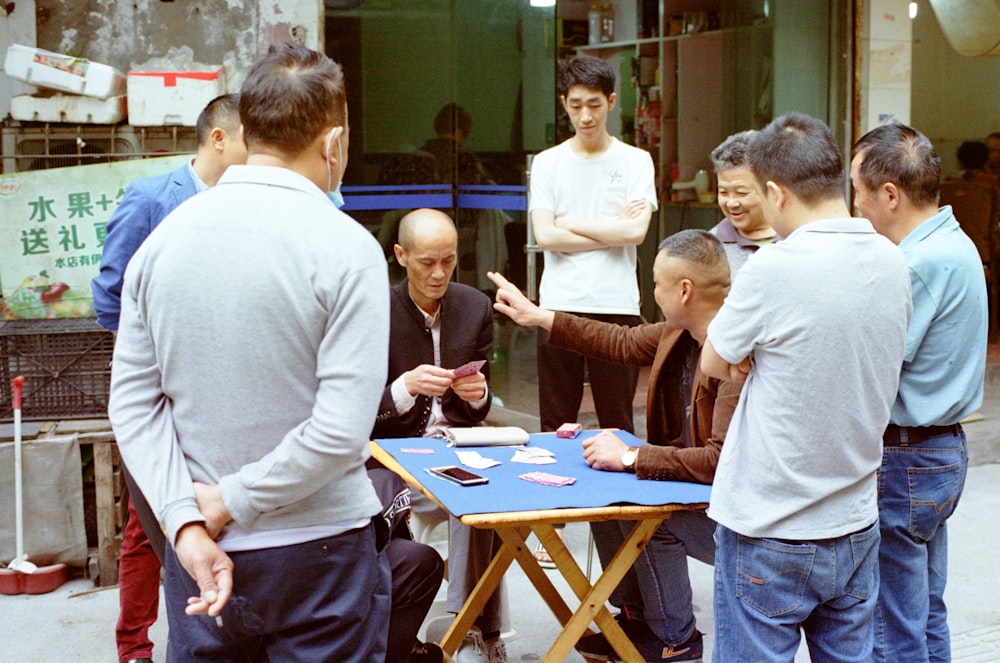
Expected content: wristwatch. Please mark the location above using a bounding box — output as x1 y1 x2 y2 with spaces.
621 446 639 473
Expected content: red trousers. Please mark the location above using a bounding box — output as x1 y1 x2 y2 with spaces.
116 496 161 663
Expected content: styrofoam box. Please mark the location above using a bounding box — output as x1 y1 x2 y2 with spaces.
127 67 226 126
3 44 126 99
10 93 127 124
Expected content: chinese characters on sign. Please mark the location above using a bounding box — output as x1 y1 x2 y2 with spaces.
1 154 190 319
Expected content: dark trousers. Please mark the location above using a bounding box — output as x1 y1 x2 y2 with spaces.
163 524 392 663
369 466 446 661
536 312 641 433
386 537 444 661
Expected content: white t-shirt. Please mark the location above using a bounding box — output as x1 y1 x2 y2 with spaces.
706 218 911 539
530 138 657 315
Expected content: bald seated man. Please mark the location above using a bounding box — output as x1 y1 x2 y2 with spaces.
371 209 508 662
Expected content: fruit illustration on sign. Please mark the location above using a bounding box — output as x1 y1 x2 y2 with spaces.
2 271 94 319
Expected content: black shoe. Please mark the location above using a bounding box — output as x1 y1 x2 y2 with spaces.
630 629 703 662
409 639 444 663
577 621 704 663
575 613 645 661
126 659 153 663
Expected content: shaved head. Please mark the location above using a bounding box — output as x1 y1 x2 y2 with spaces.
398 208 457 250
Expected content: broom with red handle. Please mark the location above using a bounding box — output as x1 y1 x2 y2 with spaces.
1 376 69 594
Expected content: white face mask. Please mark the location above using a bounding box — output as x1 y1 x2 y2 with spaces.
325 126 345 208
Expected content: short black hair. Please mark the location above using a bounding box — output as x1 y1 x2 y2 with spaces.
195 94 240 146
433 103 471 137
749 112 844 205
559 55 615 98
852 123 940 208
956 140 989 171
240 43 346 154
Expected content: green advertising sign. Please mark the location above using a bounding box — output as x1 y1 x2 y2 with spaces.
0 154 190 320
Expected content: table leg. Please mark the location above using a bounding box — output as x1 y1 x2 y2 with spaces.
539 518 663 663
438 528 520 656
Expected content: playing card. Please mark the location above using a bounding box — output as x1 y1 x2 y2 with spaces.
453 359 486 378
519 471 577 487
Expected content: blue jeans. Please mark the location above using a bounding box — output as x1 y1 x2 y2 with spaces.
713 521 880 663
163 523 391 663
873 429 968 663
592 509 716 645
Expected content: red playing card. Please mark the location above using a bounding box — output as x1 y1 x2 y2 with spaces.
453 359 486 378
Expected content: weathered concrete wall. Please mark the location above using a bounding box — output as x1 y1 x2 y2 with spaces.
31 0 322 94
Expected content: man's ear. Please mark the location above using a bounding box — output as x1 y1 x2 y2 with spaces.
607 91 617 111
210 127 226 151
678 277 695 304
883 182 902 210
393 244 406 267
766 181 787 210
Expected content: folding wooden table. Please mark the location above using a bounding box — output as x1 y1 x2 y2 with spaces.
371 432 711 663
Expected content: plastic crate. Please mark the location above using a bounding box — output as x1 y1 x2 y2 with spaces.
0 319 113 422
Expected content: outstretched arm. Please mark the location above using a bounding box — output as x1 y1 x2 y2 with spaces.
487 271 555 330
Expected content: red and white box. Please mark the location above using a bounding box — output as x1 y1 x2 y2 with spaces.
126 67 226 126
4 44 126 99
556 422 583 438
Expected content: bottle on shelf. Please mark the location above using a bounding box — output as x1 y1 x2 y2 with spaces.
588 4 602 45
600 3 615 43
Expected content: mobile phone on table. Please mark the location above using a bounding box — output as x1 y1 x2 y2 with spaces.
427 465 489 486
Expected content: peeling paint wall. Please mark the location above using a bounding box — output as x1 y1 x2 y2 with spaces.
32 0 322 94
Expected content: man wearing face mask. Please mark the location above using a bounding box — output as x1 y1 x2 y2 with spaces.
91 93 245 663
109 44 392 660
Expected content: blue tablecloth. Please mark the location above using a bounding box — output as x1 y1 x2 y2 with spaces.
374 430 712 517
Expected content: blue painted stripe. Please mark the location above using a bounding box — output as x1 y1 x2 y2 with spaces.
339 184 527 212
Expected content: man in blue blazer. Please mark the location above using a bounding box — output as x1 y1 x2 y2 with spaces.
91 93 245 663
371 208 508 662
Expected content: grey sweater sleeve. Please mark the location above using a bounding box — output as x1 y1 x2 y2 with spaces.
110 276 205 544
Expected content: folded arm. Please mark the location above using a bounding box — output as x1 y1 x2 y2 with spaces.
701 338 751 383
557 199 652 247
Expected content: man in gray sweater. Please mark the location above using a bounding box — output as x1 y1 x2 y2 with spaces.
109 43 391 661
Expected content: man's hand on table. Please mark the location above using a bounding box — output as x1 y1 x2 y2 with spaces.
174 522 233 618
582 430 629 472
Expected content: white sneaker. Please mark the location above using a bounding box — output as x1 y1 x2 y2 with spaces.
455 630 508 663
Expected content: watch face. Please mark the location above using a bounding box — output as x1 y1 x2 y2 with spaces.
622 449 637 468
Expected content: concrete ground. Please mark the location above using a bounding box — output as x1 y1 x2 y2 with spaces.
3 351 999 661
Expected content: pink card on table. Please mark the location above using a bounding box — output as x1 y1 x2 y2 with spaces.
519 471 577 487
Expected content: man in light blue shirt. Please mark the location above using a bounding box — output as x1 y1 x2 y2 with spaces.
852 123 988 663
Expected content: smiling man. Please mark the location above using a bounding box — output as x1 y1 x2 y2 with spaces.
708 130 777 275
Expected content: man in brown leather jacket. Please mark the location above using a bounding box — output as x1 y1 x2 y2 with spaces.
488 229 739 663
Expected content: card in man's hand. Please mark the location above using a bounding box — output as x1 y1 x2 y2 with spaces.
453 359 486 378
